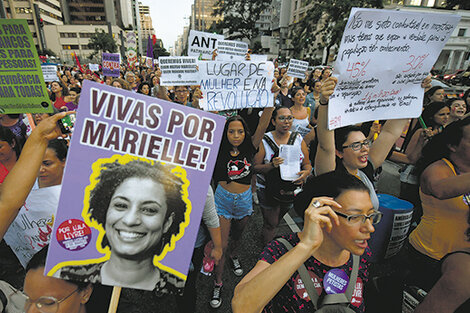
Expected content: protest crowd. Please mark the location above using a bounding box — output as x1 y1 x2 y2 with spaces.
1 11 470 313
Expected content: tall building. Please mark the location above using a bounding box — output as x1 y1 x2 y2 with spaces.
191 0 221 31
139 3 156 55
3 0 63 51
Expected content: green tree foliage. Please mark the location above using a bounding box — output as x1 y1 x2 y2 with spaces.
213 0 272 41
444 0 470 10
290 0 383 63
87 29 118 58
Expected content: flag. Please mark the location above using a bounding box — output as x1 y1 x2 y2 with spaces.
146 35 153 68
72 51 83 73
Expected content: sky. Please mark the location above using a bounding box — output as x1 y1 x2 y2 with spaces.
140 0 193 50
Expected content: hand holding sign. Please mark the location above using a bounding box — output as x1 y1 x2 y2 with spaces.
320 77 338 104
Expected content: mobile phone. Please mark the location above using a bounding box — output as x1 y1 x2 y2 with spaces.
58 114 75 134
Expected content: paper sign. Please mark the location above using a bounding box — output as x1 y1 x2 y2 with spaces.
4 185 61 267
102 53 120 77
279 145 301 181
159 56 199 86
45 81 225 291
287 59 309 79
250 54 268 62
41 65 59 82
199 60 275 111
328 8 460 129
188 30 224 60
89 64 100 72
216 40 249 61
0 19 53 114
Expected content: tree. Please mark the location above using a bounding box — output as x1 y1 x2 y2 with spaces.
290 0 383 64
213 0 272 41
87 29 118 59
445 0 470 10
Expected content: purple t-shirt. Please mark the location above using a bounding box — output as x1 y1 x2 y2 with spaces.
260 233 371 313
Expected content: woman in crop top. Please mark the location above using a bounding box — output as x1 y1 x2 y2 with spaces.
210 108 274 309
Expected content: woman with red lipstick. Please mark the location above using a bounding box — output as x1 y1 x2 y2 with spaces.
210 108 274 309
315 77 432 211
232 171 380 313
254 106 312 245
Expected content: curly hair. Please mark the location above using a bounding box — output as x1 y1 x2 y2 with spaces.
88 160 188 255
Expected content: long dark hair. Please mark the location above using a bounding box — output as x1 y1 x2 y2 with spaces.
423 86 444 105
0 126 21 159
49 81 69 102
218 115 254 156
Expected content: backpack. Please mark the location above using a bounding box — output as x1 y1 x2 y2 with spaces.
263 132 301 204
0 280 24 313
277 238 358 313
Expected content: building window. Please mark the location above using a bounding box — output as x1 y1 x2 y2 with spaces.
458 28 466 37
15 7 33 14
62 45 79 50
60 32 78 38
81 45 90 50
79 33 94 38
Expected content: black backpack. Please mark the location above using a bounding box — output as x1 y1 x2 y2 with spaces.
263 132 300 204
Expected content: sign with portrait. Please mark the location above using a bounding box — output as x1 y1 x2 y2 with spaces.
45 81 225 291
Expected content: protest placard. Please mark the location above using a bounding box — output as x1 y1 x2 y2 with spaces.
249 54 268 63
89 63 100 72
199 60 275 111
41 64 59 82
4 185 61 267
102 53 120 77
0 19 52 114
216 40 249 61
287 59 309 79
159 56 199 86
125 31 137 68
188 30 224 60
328 8 460 129
45 81 225 291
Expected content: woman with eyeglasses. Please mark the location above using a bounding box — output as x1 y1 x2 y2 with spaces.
232 171 381 313
254 106 312 245
314 77 432 212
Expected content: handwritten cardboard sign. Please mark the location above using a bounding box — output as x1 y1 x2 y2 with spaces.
328 8 460 129
102 53 120 77
188 30 224 60
0 19 52 114
159 56 199 86
216 40 249 61
287 59 309 79
45 81 225 290
198 60 275 111
89 63 100 72
4 185 61 267
41 64 59 82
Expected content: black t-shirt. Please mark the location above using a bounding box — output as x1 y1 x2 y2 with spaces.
213 145 256 185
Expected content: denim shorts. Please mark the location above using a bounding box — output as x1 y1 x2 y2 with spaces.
257 188 294 211
215 184 253 220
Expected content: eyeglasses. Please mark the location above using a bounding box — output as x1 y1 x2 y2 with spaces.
10 288 80 313
277 115 294 122
342 139 372 151
334 210 383 225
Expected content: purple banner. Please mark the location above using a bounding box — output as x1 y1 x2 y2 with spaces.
102 53 120 77
45 81 225 291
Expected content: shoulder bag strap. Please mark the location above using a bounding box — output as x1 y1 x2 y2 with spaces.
263 134 279 160
287 131 298 145
276 237 319 310
321 254 360 305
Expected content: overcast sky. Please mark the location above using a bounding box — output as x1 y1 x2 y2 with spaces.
140 0 193 50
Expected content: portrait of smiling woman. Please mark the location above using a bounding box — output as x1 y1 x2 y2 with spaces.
55 159 188 294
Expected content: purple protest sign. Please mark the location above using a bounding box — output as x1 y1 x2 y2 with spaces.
102 53 120 77
45 81 225 291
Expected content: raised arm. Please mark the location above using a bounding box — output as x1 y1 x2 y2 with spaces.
232 198 340 313
251 107 274 149
314 77 337 175
421 160 470 200
0 112 69 240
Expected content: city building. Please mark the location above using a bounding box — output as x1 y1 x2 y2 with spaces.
139 3 156 56
191 0 220 31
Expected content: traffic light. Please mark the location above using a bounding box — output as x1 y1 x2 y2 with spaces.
39 18 44 28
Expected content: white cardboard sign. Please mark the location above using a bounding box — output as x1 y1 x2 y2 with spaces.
188 30 224 60
159 56 200 86
287 59 309 79
216 40 249 61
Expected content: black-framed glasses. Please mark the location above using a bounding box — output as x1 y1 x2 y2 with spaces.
342 139 372 151
334 210 383 225
277 115 294 122
11 288 80 313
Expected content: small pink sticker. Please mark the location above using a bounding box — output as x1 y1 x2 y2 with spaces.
56 219 91 251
